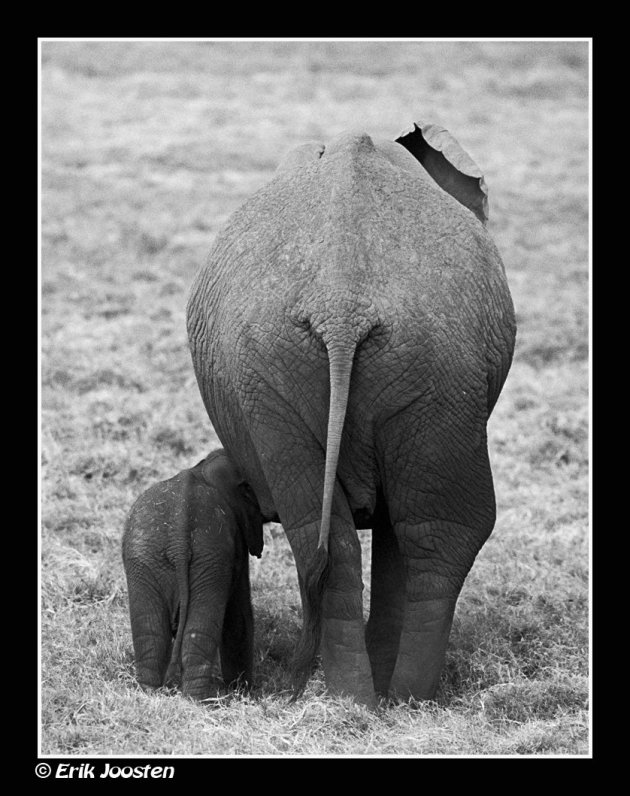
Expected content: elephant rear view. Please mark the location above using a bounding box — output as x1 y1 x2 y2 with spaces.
187 122 516 707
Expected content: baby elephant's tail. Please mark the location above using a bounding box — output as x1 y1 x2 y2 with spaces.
169 475 195 679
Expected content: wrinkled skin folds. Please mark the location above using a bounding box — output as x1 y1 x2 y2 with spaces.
186 124 516 707
122 449 264 699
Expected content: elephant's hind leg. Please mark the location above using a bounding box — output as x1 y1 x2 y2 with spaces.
280 481 376 708
380 416 496 701
125 560 176 691
387 542 458 701
387 512 494 700
319 499 376 707
365 499 405 696
284 522 376 706
180 561 232 700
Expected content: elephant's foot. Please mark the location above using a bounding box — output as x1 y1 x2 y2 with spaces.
320 617 377 708
181 662 217 701
135 664 168 692
388 598 456 701
139 683 160 695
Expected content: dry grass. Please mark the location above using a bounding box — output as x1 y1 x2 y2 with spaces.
40 39 590 757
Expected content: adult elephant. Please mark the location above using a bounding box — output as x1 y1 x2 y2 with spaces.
186 121 516 708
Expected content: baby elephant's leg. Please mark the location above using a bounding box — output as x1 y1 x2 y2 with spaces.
124 557 176 691
220 554 255 688
123 486 178 692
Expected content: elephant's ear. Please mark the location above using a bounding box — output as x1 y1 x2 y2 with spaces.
244 519 264 559
395 121 489 225
239 483 264 559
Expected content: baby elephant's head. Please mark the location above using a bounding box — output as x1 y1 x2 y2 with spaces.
200 450 264 558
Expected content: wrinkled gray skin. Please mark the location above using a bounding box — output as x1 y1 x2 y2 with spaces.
122 449 264 699
187 124 516 707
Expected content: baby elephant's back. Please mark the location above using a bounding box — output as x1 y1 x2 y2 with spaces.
123 469 224 562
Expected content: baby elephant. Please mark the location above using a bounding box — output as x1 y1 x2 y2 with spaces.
122 449 264 700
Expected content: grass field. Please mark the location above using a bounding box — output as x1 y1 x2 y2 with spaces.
40 39 590 757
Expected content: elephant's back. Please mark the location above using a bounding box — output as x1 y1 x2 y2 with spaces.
194 140 508 354
186 134 515 520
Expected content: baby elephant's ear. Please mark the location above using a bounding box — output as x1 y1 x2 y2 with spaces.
395 121 489 225
245 519 264 559
240 483 264 559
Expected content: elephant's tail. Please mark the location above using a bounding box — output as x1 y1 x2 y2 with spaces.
318 340 356 554
291 337 356 698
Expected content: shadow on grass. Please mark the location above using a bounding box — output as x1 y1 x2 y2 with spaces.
439 594 588 725
122 603 305 705
119 585 587 719
250 604 304 698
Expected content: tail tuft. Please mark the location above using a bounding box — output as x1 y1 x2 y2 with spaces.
290 545 330 700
